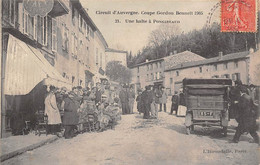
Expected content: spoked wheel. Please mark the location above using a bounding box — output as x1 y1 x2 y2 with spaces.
223 126 227 137
186 126 191 135
94 121 101 132
190 125 194 133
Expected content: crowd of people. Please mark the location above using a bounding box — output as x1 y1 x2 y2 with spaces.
135 85 168 119
43 82 121 139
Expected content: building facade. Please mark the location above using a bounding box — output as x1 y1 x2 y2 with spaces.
130 51 204 93
0 0 112 137
105 48 128 67
164 50 260 94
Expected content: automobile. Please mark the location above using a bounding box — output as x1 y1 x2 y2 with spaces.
183 78 232 136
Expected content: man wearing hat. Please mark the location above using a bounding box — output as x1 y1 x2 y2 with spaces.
159 86 168 112
119 84 129 115
231 86 259 144
141 86 153 119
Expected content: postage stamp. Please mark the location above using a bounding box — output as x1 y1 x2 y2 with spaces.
221 0 257 32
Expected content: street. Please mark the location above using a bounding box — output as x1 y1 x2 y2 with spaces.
3 111 259 165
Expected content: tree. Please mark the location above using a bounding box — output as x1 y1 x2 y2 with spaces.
149 24 181 57
105 61 132 83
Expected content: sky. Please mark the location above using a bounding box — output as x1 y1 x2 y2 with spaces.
81 0 220 54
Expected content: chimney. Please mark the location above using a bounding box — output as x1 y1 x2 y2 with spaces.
218 52 223 59
174 50 177 54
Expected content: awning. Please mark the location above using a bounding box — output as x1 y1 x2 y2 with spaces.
4 34 72 95
48 0 69 17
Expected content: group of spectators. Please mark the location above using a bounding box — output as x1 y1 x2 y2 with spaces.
136 85 168 119
44 82 121 139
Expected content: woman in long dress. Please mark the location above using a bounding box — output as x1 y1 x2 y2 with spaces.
44 86 62 135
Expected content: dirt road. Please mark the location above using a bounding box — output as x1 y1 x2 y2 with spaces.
3 112 259 165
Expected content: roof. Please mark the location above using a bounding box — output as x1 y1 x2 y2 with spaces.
129 58 164 68
164 51 205 71
105 48 128 53
96 30 108 48
165 51 250 72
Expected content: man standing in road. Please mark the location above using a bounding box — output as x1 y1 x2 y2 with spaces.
160 87 168 112
142 86 153 119
231 86 259 144
170 91 179 115
119 84 129 115
128 86 135 114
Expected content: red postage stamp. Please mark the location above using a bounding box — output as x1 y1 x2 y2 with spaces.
221 0 257 32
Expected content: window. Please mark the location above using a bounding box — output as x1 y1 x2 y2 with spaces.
86 24 90 39
10 0 16 26
223 63 228 70
176 71 179 76
159 62 162 68
51 18 57 51
62 23 69 52
150 64 153 70
156 72 159 79
213 64 218 71
79 14 83 32
151 73 153 80
199 67 202 73
86 46 89 65
137 67 139 73
232 73 241 81
159 72 162 78
96 48 99 65
100 53 103 67
72 7 76 25
234 61 238 68
170 78 173 84
156 63 158 69
71 33 78 56
72 76 75 83
137 76 140 83
147 65 149 71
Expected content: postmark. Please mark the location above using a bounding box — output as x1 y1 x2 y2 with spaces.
221 0 257 32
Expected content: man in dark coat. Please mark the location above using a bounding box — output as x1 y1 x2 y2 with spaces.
142 86 153 119
136 89 143 114
232 86 259 144
95 83 102 105
119 85 129 115
63 90 82 139
170 91 179 115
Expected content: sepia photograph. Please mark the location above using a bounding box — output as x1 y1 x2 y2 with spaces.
0 0 259 164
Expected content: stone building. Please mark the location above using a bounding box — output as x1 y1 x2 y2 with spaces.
130 51 204 92
0 0 112 137
105 48 128 67
164 50 260 94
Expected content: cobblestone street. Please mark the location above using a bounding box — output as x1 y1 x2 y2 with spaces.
2 111 259 165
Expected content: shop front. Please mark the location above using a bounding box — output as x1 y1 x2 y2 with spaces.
1 34 71 137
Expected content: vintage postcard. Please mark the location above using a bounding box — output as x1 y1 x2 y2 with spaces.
0 0 259 164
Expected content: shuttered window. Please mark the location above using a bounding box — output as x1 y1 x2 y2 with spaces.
52 18 57 52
